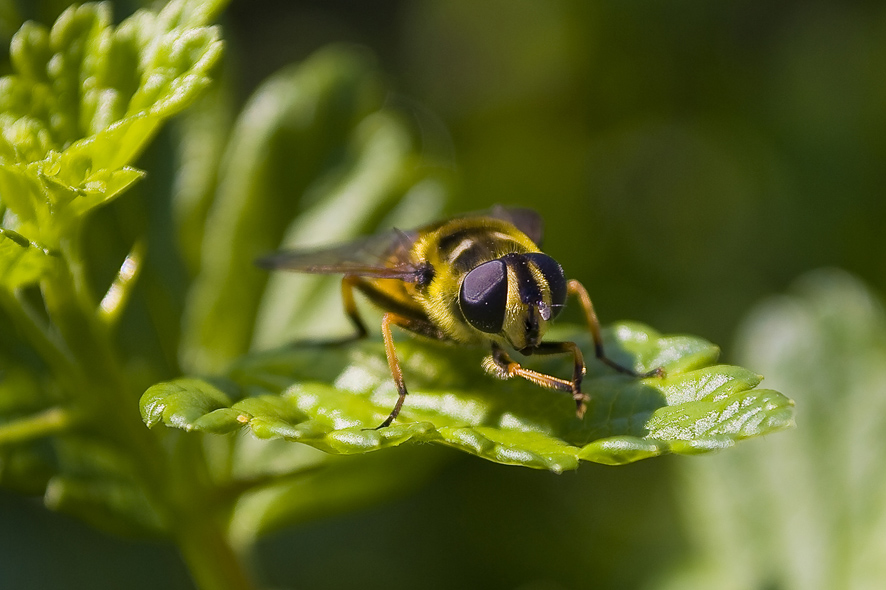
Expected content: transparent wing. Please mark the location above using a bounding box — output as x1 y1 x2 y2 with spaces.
256 228 425 282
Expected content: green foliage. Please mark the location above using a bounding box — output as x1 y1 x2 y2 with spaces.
0 2 799 589
179 46 448 374
0 0 223 248
656 270 886 590
0 0 240 586
0 227 55 288
143 323 792 472
0 2 456 586
0 0 224 464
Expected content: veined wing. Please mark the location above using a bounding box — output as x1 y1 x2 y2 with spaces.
256 228 425 282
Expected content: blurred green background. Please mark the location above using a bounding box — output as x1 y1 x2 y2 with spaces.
2 0 885 588
225 0 886 350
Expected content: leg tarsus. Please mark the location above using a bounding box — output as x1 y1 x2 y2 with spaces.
574 394 589 418
371 391 406 430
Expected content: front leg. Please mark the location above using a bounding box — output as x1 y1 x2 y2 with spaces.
486 342 590 418
567 279 664 378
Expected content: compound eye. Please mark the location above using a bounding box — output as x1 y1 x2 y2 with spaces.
525 253 566 318
459 259 508 333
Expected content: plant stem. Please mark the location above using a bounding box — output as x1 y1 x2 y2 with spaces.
0 406 76 446
176 511 255 590
0 288 78 382
22 233 256 588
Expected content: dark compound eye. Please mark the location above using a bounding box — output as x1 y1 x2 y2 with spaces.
459 259 508 333
524 253 566 319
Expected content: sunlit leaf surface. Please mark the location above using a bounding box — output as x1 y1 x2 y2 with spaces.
0 228 55 288
0 0 224 247
143 323 794 472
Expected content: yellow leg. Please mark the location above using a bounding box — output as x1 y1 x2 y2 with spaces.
375 312 410 429
344 278 449 429
488 343 590 418
341 276 369 339
567 279 664 378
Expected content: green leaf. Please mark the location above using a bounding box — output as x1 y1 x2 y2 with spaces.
0 0 224 244
655 269 886 590
143 323 794 473
170 82 233 274
2 0 224 153
0 0 229 539
0 227 55 288
251 112 449 348
179 45 449 374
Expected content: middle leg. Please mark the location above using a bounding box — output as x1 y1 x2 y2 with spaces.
373 312 448 429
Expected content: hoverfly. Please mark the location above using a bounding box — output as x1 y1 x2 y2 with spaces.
257 207 663 429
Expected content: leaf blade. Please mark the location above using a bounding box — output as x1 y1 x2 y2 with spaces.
142 323 795 471
0 227 55 288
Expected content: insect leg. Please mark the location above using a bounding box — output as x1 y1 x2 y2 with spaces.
372 312 449 429
344 275 432 338
341 276 369 339
375 312 411 429
567 279 664 378
488 343 590 418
